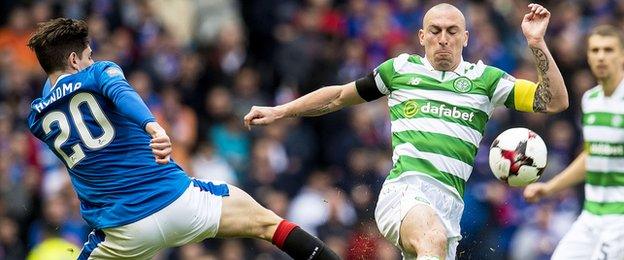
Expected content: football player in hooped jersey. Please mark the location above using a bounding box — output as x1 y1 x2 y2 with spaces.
27 18 339 260
524 25 624 260
245 3 568 260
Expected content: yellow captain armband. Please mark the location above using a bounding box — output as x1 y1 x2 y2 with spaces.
513 79 538 112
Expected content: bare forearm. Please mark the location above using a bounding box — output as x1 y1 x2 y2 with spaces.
277 86 342 117
529 40 568 113
243 82 365 126
277 85 357 118
545 151 587 195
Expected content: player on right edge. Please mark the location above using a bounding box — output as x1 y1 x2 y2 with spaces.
524 25 624 259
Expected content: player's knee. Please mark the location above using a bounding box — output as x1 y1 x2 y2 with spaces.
401 231 447 258
252 208 282 241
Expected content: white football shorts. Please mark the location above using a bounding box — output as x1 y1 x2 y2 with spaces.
551 211 624 260
375 173 464 260
78 179 229 260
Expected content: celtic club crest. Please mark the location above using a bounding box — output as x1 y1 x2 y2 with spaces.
453 77 472 93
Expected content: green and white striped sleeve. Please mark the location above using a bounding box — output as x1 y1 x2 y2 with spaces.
355 56 398 101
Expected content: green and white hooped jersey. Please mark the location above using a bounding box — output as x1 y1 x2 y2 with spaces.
372 54 518 198
581 80 624 215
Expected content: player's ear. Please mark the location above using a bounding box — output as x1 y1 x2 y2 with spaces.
418 29 425 46
463 31 469 47
68 52 80 71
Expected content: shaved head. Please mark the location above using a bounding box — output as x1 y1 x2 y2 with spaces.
419 3 468 71
423 3 466 31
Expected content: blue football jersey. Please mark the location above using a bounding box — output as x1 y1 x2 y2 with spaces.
28 61 191 229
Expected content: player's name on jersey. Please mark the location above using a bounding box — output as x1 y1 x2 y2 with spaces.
32 82 82 113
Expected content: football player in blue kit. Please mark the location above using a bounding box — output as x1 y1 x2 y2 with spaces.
27 18 339 260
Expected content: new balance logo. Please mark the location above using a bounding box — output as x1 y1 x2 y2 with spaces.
407 77 421 86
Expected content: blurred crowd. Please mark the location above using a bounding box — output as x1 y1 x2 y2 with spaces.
1 0 623 259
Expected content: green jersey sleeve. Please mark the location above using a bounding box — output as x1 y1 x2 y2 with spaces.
373 58 394 95
482 65 539 112
484 66 516 108
356 54 410 101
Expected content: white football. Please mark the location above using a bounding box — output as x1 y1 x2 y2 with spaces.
488 127 547 187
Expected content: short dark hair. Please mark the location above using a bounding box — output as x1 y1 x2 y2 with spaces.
27 18 89 74
588 24 624 49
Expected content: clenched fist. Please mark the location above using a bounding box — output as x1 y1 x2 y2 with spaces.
523 182 551 203
243 106 285 128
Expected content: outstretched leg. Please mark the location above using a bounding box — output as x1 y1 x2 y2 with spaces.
216 185 340 260
399 204 448 260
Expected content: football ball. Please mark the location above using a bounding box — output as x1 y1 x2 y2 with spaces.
488 127 547 187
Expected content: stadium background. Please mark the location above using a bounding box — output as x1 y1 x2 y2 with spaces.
0 0 622 259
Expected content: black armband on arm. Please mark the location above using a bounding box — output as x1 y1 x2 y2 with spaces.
355 73 385 102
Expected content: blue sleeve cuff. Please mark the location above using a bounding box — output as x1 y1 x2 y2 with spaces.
141 118 157 131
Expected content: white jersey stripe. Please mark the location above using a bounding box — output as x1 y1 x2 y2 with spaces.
396 60 449 81
583 94 624 113
393 143 472 180
388 89 492 115
585 184 624 202
586 156 624 172
374 72 390 95
583 126 624 143
491 75 515 106
391 118 483 147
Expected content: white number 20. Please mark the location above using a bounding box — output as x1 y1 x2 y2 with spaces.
42 93 115 168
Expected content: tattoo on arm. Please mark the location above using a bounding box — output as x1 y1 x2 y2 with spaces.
531 47 552 112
